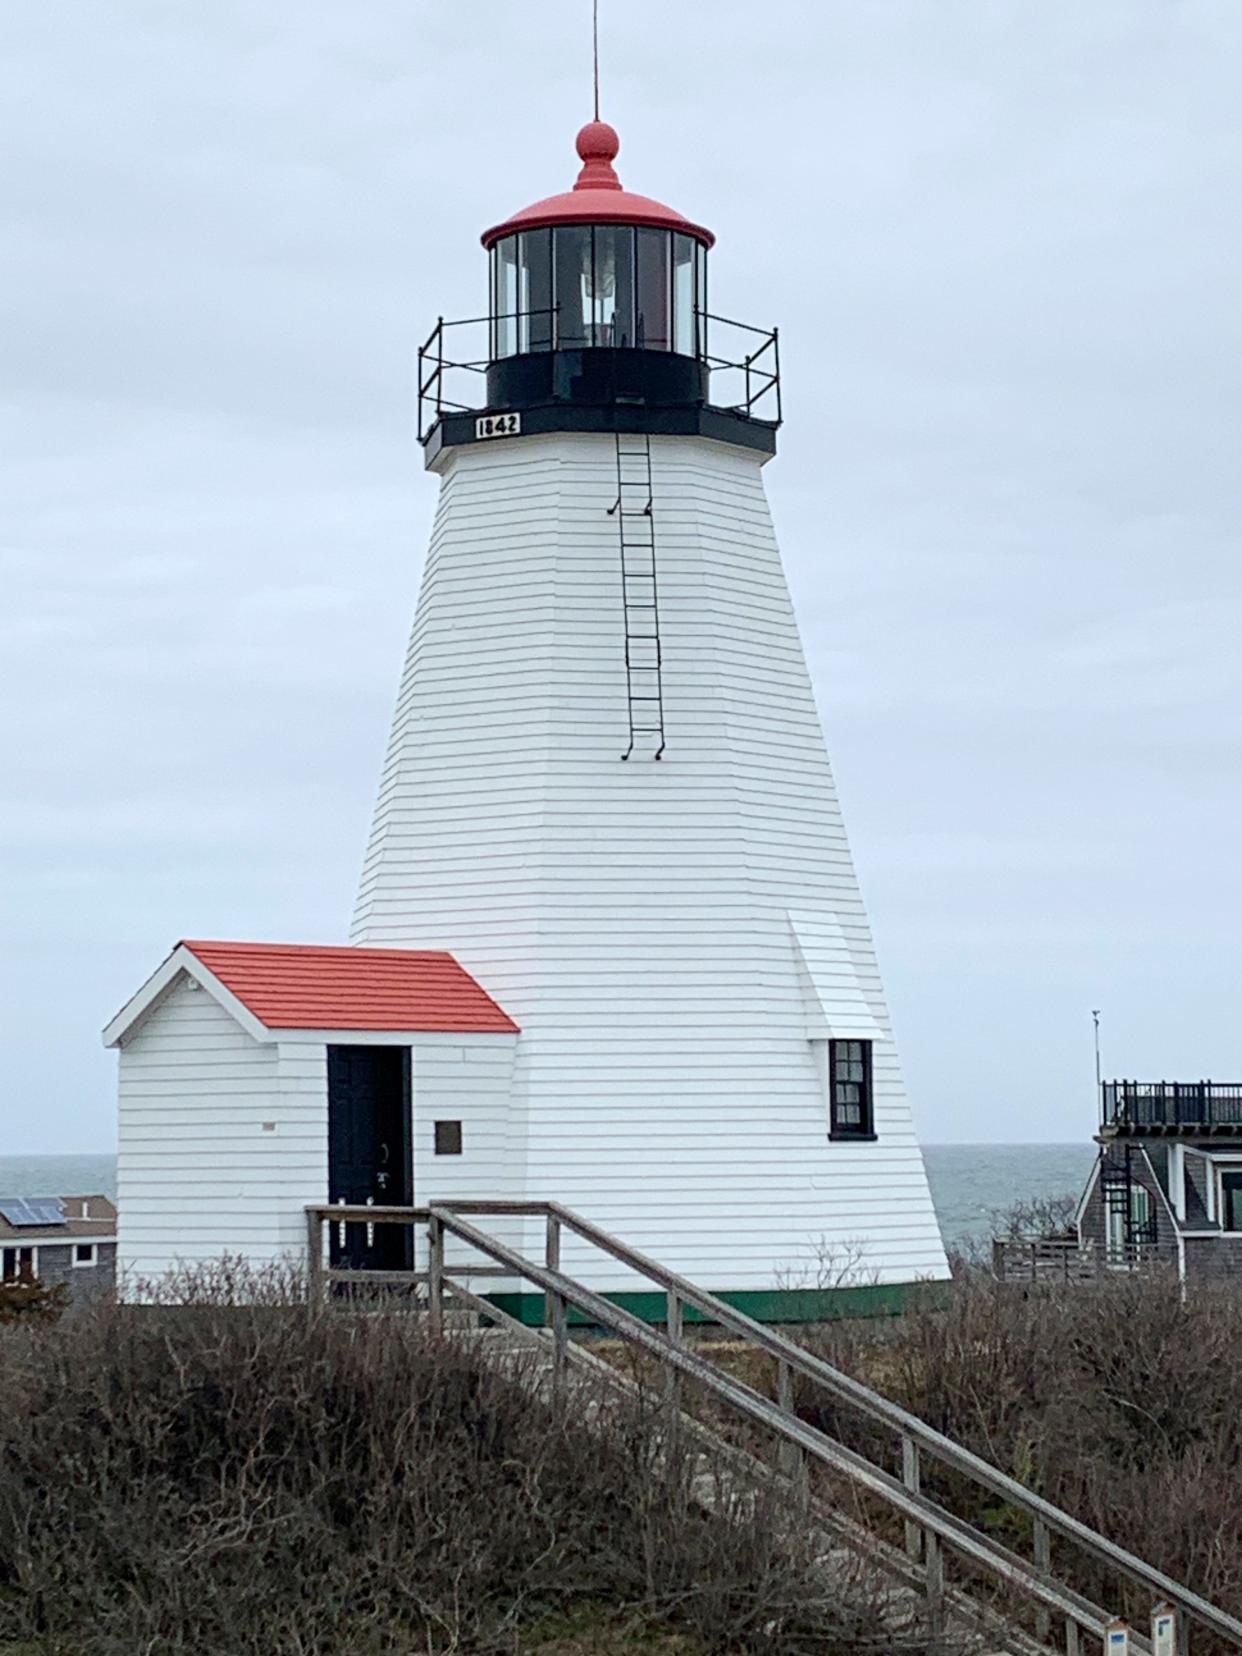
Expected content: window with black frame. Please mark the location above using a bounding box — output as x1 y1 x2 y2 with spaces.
829 1039 875 1140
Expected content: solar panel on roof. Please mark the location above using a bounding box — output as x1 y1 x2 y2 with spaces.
0 1197 66 1227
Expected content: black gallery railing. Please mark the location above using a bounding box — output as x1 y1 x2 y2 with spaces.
416 307 781 442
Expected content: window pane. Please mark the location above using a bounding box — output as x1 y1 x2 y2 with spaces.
554 226 592 349
635 228 670 351
590 225 635 347
695 240 707 355
672 233 695 355
830 1038 873 1136
496 237 519 358
522 229 553 352
1224 1174 1242 1231
434 1120 463 1156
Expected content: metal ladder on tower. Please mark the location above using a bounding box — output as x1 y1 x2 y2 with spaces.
609 431 665 759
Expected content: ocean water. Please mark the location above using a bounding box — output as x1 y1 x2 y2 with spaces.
0 1143 1096 1252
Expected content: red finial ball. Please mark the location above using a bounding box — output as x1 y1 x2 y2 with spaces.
576 120 620 163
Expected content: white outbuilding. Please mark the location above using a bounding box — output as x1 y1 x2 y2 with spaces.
105 941 518 1279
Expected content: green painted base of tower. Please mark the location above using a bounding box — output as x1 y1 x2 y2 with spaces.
487 1279 948 1329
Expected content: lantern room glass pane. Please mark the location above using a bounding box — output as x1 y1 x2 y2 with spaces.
553 225 592 350
590 224 635 347
635 227 670 352
521 229 553 352
495 237 519 358
672 234 695 356
496 225 705 358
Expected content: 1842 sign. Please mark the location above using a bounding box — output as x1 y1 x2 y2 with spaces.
475 412 521 440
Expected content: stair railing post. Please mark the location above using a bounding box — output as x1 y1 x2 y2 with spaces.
776 1359 806 1500
665 1288 683 1425
901 1435 922 1562
924 1528 944 1631
1151 1603 1183 1656
1033 1516 1051 1643
306 1208 324 1305
427 1212 444 1338
545 1212 567 1395
549 1290 569 1397
544 1211 561 1324
1065 1616 1080 1656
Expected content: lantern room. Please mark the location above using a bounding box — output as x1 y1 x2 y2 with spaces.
418 119 780 462
483 121 711 361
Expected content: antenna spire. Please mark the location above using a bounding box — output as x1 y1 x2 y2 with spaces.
593 0 600 120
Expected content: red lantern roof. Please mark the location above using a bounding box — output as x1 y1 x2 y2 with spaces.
481 121 714 250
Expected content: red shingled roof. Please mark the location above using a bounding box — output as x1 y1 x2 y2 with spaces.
181 941 518 1034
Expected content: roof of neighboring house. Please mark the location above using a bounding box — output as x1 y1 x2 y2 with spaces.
0 1194 117 1243
104 940 520 1046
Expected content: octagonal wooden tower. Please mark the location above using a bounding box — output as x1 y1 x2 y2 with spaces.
350 120 949 1317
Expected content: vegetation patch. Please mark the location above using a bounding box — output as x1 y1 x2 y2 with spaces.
0 1276 952 1656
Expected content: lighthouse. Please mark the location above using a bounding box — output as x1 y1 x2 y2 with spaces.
349 119 949 1313
106 115 947 1315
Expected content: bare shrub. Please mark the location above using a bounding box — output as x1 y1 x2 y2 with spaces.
0 1267 956 1655
775 1237 880 1292
800 1270 1242 1641
987 1190 1079 1242
0 1277 68 1326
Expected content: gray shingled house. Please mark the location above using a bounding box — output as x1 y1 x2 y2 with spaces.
0 1195 117 1307
1076 1081 1242 1282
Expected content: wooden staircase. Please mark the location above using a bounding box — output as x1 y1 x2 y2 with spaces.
307 1200 1242 1656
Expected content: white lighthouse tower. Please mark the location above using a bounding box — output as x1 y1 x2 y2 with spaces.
350 119 949 1316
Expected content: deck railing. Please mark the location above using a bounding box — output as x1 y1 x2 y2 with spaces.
1103 1080 1242 1131
990 1237 1167 1282
307 1200 1242 1656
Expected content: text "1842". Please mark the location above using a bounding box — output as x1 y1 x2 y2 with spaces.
475 412 521 440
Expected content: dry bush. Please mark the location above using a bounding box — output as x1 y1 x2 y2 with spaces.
0 1269 956 1656
0 1278 68 1326
801 1270 1242 1639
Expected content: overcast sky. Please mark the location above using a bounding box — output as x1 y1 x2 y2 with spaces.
3 2 1240 1154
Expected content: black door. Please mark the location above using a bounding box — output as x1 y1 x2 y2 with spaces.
327 1045 412 1271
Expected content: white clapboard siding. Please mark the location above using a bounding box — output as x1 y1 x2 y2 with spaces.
352 430 949 1294
116 977 321 1278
